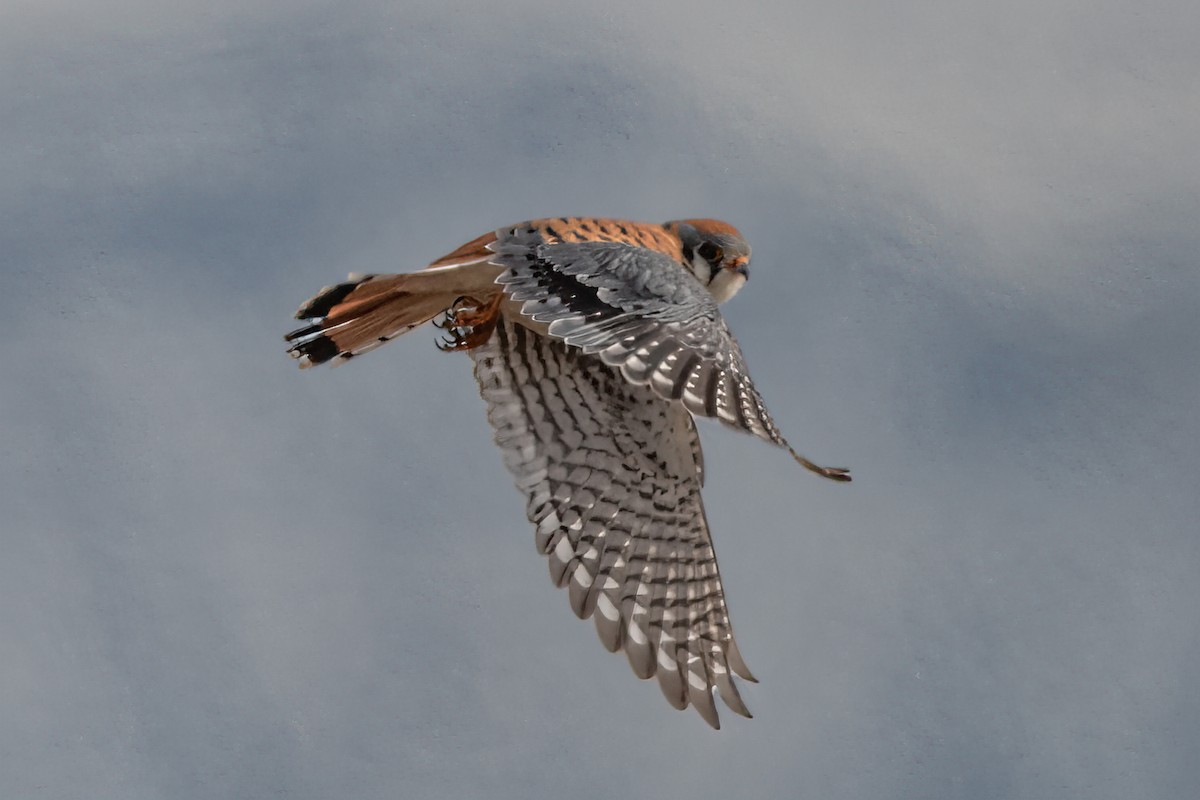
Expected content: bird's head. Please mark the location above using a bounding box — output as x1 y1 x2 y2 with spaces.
664 218 752 303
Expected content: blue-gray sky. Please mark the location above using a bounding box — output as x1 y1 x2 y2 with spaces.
3 1 1198 797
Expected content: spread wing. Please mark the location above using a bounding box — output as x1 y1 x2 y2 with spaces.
471 318 756 728
489 234 850 481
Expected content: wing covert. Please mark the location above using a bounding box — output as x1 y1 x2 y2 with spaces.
491 236 789 447
488 234 851 482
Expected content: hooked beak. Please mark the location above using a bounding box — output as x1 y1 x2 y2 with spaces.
727 257 750 279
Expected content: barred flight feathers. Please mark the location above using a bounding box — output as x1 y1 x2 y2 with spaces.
471 318 755 728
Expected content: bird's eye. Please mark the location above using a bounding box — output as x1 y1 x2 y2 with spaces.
697 242 723 262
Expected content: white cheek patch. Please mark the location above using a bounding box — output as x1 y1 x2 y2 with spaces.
687 254 713 286
706 270 748 304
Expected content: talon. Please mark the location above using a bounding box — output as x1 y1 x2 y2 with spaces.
433 293 502 353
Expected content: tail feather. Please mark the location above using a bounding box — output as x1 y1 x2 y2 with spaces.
285 274 451 368
285 263 504 368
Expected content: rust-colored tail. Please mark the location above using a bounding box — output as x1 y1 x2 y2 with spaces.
285 264 500 368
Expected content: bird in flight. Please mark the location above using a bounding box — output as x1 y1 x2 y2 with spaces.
285 217 849 728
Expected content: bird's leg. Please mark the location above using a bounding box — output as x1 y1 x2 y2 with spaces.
435 294 503 352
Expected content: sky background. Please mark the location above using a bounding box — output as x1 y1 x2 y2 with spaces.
3 1 1198 797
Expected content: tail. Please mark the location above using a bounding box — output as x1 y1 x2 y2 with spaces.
284 264 500 368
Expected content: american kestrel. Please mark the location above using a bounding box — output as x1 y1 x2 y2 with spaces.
285 217 849 728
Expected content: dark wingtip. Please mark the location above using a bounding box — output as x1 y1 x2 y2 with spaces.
788 447 852 482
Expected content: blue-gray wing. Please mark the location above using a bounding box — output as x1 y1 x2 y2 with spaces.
490 235 792 450
471 318 755 728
